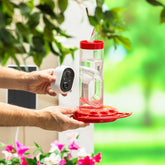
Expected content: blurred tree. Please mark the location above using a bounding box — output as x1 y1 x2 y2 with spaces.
146 0 165 24
104 0 165 126
0 0 130 67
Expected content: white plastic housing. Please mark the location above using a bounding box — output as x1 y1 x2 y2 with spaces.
51 66 74 95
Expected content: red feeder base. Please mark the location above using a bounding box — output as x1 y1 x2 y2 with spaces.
73 105 132 123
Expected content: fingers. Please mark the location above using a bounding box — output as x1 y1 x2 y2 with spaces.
59 113 90 131
47 87 57 96
39 69 56 83
59 107 76 114
39 106 89 131
62 93 67 96
66 118 90 130
42 74 56 83
42 69 54 75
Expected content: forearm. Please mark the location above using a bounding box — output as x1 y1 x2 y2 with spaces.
0 102 40 127
0 66 28 90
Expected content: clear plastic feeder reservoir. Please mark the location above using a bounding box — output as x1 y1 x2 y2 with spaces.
73 40 132 123
79 40 104 108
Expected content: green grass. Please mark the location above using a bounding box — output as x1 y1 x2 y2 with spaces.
95 143 165 164
94 116 165 165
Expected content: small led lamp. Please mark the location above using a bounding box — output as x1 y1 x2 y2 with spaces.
73 40 132 123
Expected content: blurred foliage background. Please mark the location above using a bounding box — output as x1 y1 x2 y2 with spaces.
94 0 165 165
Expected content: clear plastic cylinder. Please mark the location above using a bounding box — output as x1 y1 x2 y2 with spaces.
79 40 104 108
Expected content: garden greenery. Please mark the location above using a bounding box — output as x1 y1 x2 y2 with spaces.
0 0 164 67
0 132 101 165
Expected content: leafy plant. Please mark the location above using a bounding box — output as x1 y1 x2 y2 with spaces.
0 132 101 165
0 0 77 67
0 0 131 67
86 0 131 50
1 0 163 67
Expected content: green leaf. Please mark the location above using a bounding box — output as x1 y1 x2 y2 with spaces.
103 10 114 21
34 142 44 154
0 159 7 164
104 8 124 22
54 149 60 155
39 0 55 10
59 47 77 64
25 157 37 165
32 52 43 67
59 30 72 38
96 0 104 8
19 2 31 17
110 8 125 15
49 42 61 56
0 143 6 148
53 38 63 51
58 0 68 13
115 35 132 50
34 142 40 148
59 55 66 65
43 16 71 37
16 27 23 44
57 13 65 24
16 23 31 43
88 16 98 26
27 12 40 29
3 0 14 17
26 0 34 10
43 16 55 30
12 55 21 69
70 47 77 60
39 154 51 164
146 0 164 6
0 11 5 28
95 6 103 21
160 7 165 24
31 36 46 56
113 37 118 49
14 42 26 53
37 4 56 19
76 134 79 139
44 27 53 42
0 28 15 44
11 157 21 164
69 157 78 164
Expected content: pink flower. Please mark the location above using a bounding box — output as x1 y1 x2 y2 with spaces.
4 144 14 153
93 152 101 163
51 140 64 152
16 141 29 156
57 144 64 151
69 141 80 150
26 155 34 159
37 161 44 165
59 158 66 165
2 151 14 160
20 155 28 165
78 156 95 165
68 154 72 160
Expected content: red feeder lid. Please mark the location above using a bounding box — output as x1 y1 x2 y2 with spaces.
80 40 104 50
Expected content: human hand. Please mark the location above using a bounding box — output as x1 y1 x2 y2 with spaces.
36 106 89 131
25 69 67 96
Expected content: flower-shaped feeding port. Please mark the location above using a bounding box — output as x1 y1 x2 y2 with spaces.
73 105 132 123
